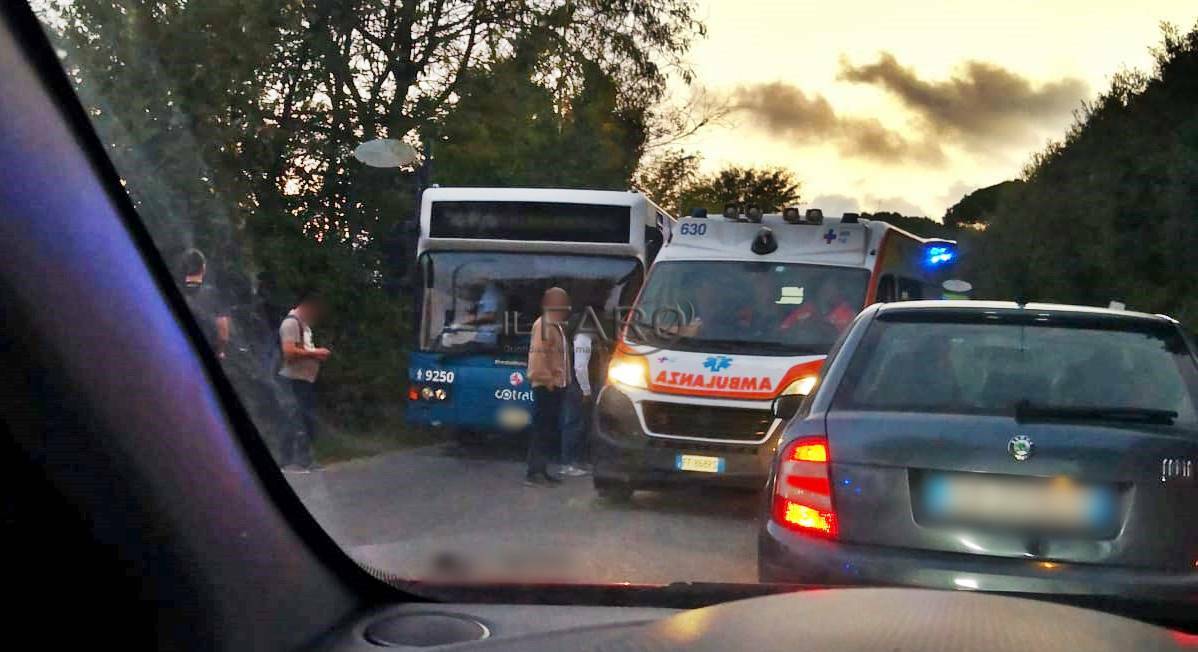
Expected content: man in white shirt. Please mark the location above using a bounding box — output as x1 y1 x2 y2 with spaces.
559 317 597 477
278 289 331 473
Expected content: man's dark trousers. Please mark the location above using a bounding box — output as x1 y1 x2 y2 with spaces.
282 377 316 467
527 386 565 477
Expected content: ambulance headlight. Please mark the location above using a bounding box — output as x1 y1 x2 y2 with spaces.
804 209 824 225
723 203 740 219
608 349 649 389
746 205 763 223
782 375 818 397
783 207 801 223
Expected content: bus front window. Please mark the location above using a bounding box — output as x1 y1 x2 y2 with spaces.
630 261 870 356
420 252 643 355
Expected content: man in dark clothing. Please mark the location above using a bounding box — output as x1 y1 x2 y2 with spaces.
278 289 331 473
179 248 230 358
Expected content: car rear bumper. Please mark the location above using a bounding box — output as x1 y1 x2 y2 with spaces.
758 521 1198 600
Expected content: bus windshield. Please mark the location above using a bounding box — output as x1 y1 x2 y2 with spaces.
420 252 643 355
629 261 870 356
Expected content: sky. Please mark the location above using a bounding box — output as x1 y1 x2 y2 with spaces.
679 0 1198 218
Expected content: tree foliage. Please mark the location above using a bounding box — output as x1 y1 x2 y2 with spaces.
965 22 1198 322
673 164 803 215
40 0 704 430
942 180 1025 229
633 149 703 216
435 33 646 188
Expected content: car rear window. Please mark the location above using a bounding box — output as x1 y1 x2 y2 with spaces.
832 316 1198 427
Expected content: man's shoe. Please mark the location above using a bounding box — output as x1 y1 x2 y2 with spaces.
282 464 308 474
561 465 589 477
523 474 550 488
542 472 563 485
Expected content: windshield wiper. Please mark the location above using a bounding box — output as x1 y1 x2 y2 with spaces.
1014 400 1177 425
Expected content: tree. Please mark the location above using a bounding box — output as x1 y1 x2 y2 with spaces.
965 22 1198 322
678 165 803 214
433 37 647 189
634 149 703 216
40 0 707 431
942 180 1025 229
861 212 961 241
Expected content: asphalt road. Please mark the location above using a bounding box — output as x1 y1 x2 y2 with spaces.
285 439 762 585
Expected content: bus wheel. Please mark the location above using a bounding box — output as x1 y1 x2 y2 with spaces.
594 477 634 503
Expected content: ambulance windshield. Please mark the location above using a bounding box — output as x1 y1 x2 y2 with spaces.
628 261 870 355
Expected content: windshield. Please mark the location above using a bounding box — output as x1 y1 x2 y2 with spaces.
420 252 642 355
31 0 1198 620
629 261 869 355
835 319 1198 427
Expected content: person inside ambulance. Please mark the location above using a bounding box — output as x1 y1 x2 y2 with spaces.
685 272 776 337
778 277 857 336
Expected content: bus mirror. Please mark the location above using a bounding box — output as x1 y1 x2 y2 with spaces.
771 394 804 420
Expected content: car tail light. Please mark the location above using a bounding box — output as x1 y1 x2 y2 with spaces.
772 436 837 538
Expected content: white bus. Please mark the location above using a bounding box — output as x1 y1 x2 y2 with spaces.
406 187 674 437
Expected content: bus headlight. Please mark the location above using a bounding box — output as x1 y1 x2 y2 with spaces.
782 375 818 397
608 350 649 389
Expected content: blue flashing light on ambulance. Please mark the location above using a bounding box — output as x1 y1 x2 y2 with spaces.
406 187 675 438
590 206 961 500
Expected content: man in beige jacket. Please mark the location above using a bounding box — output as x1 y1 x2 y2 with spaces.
525 287 571 486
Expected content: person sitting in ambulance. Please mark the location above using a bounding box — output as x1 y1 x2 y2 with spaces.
778 278 857 335
678 275 742 339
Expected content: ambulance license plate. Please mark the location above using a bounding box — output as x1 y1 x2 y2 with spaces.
675 454 725 474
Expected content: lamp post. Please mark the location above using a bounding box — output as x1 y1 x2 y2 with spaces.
353 138 423 293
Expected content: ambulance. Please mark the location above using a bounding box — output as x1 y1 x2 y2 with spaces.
590 206 959 500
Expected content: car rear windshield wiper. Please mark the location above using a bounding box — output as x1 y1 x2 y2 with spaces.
1014 400 1178 425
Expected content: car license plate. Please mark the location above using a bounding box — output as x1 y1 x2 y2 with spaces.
924 473 1114 530
676 454 725 473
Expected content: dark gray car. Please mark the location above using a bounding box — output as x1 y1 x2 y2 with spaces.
758 300 1198 600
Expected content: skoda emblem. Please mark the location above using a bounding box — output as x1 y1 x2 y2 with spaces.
1008 435 1034 462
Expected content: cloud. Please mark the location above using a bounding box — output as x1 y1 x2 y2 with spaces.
838 53 1087 148
732 82 945 165
861 195 927 217
807 194 861 216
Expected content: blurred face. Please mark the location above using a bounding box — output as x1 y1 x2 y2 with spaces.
542 290 571 323
303 298 326 324
695 280 719 307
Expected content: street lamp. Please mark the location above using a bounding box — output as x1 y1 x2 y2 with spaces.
352 138 421 168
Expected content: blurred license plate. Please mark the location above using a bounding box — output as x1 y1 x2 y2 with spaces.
676 454 725 473
924 473 1114 530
